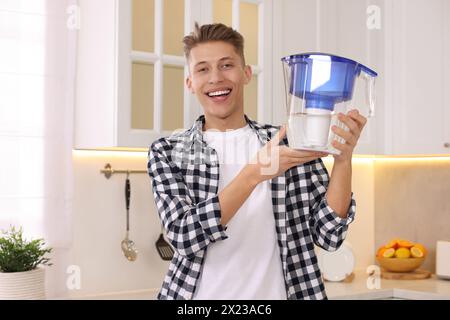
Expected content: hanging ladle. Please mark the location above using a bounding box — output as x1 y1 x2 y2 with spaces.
121 172 138 261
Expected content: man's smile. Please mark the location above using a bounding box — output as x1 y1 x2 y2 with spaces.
205 88 232 103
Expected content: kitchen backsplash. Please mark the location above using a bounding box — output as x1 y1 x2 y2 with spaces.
374 158 450 272
55 153 447 297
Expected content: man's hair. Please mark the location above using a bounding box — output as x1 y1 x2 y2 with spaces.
183 22 246 66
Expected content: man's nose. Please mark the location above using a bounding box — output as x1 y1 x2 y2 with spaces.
208 68 224 84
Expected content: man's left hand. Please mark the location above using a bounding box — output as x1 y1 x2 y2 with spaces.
331 109 367 163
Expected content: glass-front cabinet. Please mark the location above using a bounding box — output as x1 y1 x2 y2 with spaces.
75 0 273 149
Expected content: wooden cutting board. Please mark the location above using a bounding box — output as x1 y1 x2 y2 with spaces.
381 268 432 280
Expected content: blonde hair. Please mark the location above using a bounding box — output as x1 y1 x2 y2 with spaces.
183 22 246 65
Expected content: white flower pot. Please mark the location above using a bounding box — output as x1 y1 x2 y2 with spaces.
0 267 46 300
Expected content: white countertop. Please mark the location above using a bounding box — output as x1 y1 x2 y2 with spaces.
61 269 450 300
325 269 450 300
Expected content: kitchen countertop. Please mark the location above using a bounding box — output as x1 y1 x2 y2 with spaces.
62 269 450 300
325 268 450 300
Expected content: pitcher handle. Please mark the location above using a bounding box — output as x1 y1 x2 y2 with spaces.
359 65 377 118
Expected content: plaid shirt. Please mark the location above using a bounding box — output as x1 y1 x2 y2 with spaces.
147 115 356 300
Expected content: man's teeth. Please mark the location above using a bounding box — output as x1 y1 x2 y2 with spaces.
207 90 231 97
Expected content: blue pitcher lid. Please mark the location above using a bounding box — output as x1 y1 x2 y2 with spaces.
281 52 378 77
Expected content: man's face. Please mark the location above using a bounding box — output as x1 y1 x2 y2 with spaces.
186 41 252 121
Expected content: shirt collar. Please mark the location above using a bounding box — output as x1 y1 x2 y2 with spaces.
188 114 271 148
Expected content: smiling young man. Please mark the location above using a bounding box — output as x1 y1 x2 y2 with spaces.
147 23 367 300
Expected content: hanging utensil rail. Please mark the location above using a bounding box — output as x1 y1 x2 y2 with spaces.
100 163 147 179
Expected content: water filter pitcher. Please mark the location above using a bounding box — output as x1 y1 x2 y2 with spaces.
281 53 378 154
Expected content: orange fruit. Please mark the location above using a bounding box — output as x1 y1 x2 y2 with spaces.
377 246 388 257
382 248 396 258
410 246 424 258
414 243 427 256
397 239 414 248
385 239 400 249
395 247 411 259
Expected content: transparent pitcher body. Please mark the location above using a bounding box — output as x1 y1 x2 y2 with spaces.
282 53 377 155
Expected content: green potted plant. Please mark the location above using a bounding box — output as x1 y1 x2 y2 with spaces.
0 226 52 299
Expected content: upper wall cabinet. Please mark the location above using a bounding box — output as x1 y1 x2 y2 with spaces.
384 0 450 155
75 0 199 149
272 0 450 155
75 0 274 149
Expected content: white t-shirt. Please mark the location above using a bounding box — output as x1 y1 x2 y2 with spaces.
193 124 287 300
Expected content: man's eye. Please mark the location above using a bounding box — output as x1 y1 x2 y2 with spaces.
196 67 207 73
222 64 233 69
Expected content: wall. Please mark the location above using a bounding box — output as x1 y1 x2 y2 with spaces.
50 150 169 298
374 157 450 272
49 151 450 298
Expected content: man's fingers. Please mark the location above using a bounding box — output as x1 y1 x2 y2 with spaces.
332 125 355 145
352 113 367 129
285 148 327 158
338 113 359 134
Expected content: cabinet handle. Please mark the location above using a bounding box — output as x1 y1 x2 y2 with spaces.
445 142 450 148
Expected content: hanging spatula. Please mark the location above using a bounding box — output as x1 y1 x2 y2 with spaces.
155 226 174 261
121 174 137 261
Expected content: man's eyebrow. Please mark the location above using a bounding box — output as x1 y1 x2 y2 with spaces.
194 61 207 68
219 56 234 62
194 56 234 68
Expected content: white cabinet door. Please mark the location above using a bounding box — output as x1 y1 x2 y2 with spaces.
386 0 450 155
75 0 119 149
75 0 196 149
445 0 450 152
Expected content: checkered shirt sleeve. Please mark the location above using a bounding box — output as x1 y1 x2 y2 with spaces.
308 158 356 251
148 138 228 261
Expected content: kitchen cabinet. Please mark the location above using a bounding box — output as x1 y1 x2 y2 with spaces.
75 0 156 149
75 0 202 149
75 0 121 149
75 0 274 149
273 0 450 155
384 0 450 155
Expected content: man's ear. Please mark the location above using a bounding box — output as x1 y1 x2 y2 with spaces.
186 76 195 94
243 65 252 84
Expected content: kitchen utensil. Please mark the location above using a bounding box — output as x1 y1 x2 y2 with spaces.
281 52 378 154
155 226 174 261
436 240 450 280
317 241 355 282
121 174 137 261
376 256 424 273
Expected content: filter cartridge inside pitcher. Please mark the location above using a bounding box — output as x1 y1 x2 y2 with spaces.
287 111 343 155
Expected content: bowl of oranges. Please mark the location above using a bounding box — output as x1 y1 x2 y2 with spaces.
376 239 427 273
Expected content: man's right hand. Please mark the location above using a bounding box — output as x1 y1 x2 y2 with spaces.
245 125 328 185
219 125 327 226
